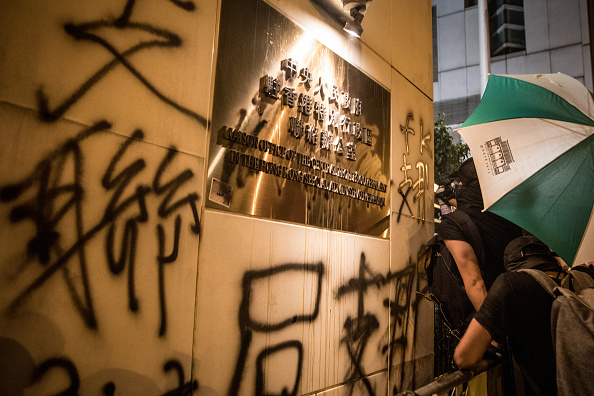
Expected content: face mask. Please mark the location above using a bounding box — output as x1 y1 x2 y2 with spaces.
455 184 484 210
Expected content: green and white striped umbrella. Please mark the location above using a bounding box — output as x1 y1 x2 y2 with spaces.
457 73 594 267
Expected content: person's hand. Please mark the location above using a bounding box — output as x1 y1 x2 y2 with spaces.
484 341 505 365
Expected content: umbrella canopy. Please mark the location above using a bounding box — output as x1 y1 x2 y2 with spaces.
457 73 594 267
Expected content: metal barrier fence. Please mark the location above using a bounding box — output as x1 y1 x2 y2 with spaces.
396 359 497 396
433 305 459 377
400 304 502 396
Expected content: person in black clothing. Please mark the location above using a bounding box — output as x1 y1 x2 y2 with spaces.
438 158 522 311
454 236 564 396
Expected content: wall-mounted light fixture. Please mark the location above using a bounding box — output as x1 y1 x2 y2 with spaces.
342 0 370 38
310 0 372 39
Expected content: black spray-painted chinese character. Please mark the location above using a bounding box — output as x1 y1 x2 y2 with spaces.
412 162 428 222
400 113 414 154
419 119 433 158
398 154 413 194
36 0 206 127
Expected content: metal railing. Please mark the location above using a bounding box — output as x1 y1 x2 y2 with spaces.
396 359 497 396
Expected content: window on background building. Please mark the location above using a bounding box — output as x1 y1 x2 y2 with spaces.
465 0 478 7
488 0 526 56
433 6 438 82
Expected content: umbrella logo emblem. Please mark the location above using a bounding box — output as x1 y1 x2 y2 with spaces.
485 137 515 175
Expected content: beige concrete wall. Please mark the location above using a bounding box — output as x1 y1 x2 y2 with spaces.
0 0 434 394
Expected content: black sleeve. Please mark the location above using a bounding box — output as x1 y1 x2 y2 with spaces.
473 275 511 343
437 212 467 242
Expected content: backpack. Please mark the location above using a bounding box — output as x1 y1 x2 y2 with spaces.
426 210 485 337
519 268 594 396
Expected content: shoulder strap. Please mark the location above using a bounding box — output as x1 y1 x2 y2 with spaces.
563 270 594 293
513 357 546 396
518 269 558 298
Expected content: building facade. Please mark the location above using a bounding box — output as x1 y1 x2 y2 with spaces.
434 0 593 127
0 0 436 394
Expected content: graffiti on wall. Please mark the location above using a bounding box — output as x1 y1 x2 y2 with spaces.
336 252 428 395
0 1 432 394
0 340 198 396
0 121 200 332
226 250 428 396
0 0 209 392
397 113 432 223
35 0 207 127
228 263 325 396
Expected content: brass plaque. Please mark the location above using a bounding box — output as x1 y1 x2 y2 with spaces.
206 0 390 237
